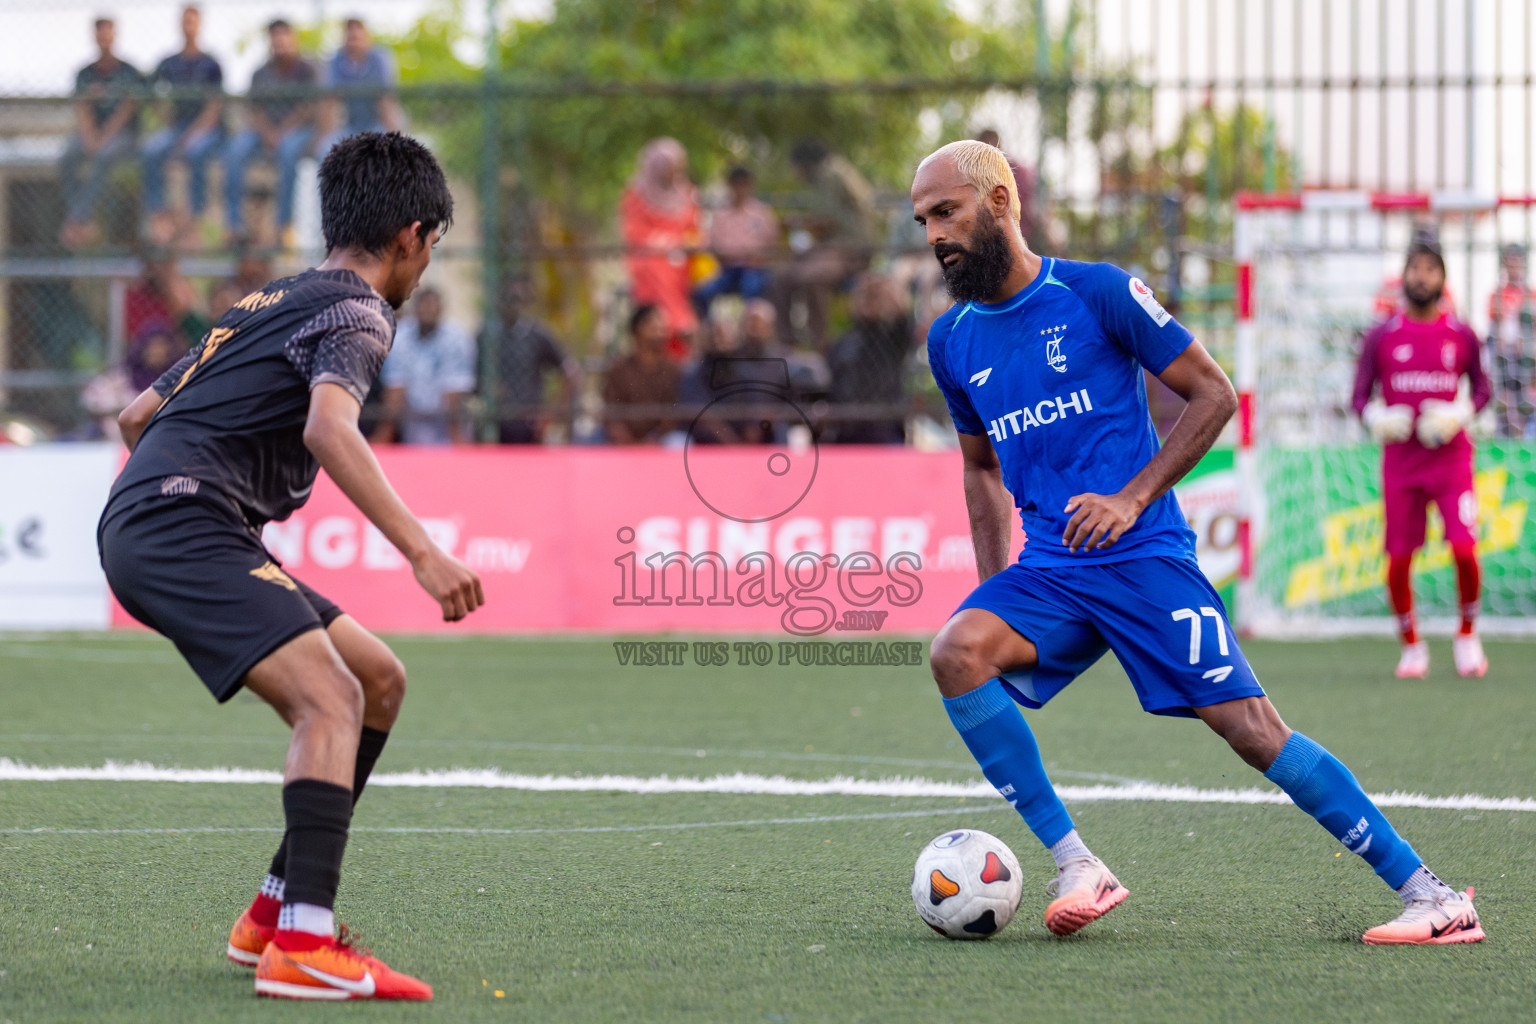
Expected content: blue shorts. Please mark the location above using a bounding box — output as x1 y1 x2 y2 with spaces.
955 555 1266 718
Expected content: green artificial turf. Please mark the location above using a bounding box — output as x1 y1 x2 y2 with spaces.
1 634 1531 1023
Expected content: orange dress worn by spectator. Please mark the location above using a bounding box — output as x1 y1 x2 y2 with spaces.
619 138 701 353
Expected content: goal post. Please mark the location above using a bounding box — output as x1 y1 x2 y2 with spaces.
1231 190 1536 638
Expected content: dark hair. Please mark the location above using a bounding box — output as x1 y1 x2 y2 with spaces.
790 139 829 168
267 18 292 34
629 303 661 336
94 16 114 29
727 165 754 185
317 132 453 257
1405 225 1445 273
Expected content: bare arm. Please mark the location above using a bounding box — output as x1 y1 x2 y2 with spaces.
957 431 1014 581
304 382 483 620
75 100 100 150
118 387 161 451
445 392 470 444
96 98 137 146
1062 340 1237 553
373 385 405 443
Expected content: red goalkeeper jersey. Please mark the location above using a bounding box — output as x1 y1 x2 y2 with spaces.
1351 312 1490 475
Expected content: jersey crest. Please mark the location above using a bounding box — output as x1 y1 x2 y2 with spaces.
1041 323 1068 373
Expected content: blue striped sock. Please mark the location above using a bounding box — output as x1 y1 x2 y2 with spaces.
943 679 1074 848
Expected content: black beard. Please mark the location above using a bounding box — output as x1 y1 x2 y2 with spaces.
935 216 1015 303
1403 281 1443 309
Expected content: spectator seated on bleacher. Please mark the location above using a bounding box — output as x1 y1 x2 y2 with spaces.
484 274 580 444
59 17 143 248
692 165 779 317
375 286 477 446
222 19 319 247
824 273 913 445
603 304 681 445
619 138 702 356
317 17 404 156
771 138 881 349
142 4 224 246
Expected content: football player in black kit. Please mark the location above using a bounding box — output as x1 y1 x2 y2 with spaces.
99 132 482 1001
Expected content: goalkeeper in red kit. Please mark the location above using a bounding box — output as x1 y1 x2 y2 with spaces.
1352 233 1492 679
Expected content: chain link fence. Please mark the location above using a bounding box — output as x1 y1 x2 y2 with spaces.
1 0 1533 445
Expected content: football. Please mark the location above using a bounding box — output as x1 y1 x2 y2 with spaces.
911 829 1023 939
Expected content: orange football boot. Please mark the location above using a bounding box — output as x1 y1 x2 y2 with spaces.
254 926 433 1001
227 906 276 966
1044 855 1130 936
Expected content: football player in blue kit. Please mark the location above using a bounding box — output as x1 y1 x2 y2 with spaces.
914 140 1482 945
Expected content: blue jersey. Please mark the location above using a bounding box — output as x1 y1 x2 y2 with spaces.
928 258 1198 567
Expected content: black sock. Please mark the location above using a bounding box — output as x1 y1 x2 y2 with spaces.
269 727 389 880
278 778 353 911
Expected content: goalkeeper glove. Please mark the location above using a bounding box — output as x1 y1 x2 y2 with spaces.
1363 400 1414 444
1415 397 1474 448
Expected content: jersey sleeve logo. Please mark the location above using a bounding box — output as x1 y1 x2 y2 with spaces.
1041 323 1068 372
1129 277 1172 327
968 367 992 387
1442 341 1456 371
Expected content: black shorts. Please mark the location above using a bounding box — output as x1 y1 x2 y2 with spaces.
98 492 344 702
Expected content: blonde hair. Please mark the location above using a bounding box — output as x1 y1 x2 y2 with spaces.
917 140 1020 225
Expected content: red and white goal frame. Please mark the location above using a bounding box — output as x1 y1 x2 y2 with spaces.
1230 190 1536 635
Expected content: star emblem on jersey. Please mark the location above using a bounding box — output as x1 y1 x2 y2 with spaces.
1041 323 1068 373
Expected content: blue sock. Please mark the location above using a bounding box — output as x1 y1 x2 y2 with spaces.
943 679 1074 848
1263 732 1421 889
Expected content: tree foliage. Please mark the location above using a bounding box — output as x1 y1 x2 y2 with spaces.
386 0 1065 222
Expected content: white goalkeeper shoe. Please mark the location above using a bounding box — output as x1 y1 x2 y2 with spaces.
1362 887 1485 945
1394 641 1429 679
1453 632 1488 678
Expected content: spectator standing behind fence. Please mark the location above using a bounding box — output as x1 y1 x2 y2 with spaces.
486 274 580 444
59 17 143 248
619 138 702 354
692 166 779 317
317 18 404 155
825 273 913 444
141 5 224 246
374 286 477 445
222 19 319 247
976 129 1044 249
604 304 681 444
1487 244 1536 438
773 139 880 349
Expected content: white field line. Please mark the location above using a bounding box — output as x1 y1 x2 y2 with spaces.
0 804 1012 838
1 759 1533 813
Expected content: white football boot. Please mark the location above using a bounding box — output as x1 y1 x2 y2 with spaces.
1453 632 1488 678
1044 856 1128 936
1362 887 1485 945
1394 640 1429 679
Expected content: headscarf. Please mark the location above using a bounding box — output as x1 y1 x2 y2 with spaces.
631 137 693 213
125 320 188 392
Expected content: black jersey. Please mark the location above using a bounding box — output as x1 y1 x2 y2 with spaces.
106 268 395 527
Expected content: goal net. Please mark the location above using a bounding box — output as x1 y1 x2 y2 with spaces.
1234 191 1536 637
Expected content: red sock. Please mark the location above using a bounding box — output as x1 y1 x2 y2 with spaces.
249 891 282 928
1387 553 1418 644
1452 542 1481 634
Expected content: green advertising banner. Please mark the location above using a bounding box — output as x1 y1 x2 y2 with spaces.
1258 443 1536 619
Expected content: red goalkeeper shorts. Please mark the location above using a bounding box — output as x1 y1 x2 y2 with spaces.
1382 445 1477 556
